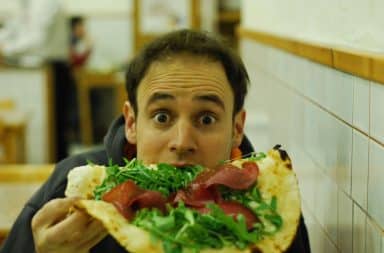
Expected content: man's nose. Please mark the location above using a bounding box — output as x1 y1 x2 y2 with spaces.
168 120 197 154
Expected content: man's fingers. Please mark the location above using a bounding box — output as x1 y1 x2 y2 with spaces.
43 210 107 249
32 198 79 229
84 217 107 237
77 219 108 249
31 197 107 253
45 210 91 243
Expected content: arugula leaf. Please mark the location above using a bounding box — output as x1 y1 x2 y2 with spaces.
93 159 203 200
270 196 277 211
220 185 283 233
133 203 265 253
248 152 267 161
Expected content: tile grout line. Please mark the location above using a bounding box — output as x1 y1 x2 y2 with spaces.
250 62 384 231
253 62 384 150
301 199 340 251
351 77 355 253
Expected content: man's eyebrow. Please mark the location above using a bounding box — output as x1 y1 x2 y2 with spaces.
147 92 175 106
193 94 225 110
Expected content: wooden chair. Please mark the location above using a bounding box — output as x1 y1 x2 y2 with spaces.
0 100 26 163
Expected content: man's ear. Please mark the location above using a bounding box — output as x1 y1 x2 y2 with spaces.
232 109 246 148
123 101 137 144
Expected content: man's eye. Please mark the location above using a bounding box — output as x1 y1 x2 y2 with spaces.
199 115 216 125
154 112 170 123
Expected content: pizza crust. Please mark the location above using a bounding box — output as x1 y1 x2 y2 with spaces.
251 149 301 253
65 165 106 199
75 200 163 253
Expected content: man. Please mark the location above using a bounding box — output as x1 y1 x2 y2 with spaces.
0 30 310 253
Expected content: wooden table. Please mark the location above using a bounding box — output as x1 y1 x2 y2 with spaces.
0 164 54 245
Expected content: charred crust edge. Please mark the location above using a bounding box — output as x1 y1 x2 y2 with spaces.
251 247 262 253
273 144 290 161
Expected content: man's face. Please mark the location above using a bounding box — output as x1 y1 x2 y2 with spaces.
74 23 85 38
123 54 245 169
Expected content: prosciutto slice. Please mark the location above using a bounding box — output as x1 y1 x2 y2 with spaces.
102 180 167 220
173 161 260 229
173 183 221 207
204 161 259 190
196 201 259 229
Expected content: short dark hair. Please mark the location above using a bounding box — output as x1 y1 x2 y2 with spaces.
125 29 249 116
70 16 84 30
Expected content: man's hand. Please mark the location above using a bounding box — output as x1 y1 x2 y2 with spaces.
31 198 107 253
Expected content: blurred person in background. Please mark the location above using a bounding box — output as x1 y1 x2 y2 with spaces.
69 16 93 69
0 0 75 161
64 16 94 148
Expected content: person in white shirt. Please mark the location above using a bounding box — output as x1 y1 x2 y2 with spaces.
0 0 68 66
0 0 74 161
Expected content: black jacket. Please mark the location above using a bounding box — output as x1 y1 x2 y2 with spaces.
0 116 311 253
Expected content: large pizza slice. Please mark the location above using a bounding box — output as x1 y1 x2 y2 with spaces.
64 145 301 253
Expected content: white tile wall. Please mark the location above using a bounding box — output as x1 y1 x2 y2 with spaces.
306 107 352 192
295 150 317 214
290 93 305 148
303 205 339 253
322 174 339 243
289 54 307 92
303 102 325 173
368 140 384 228
353 203 366 253
324 240 339 253
382 234 384 253
370 81 384 145
304 213 324 253
338 190 353 252
328 70 354 124
351 130 369 208
241 39 384 253
319 65 334 113
353 77 370 133
313 169 328 228
366 218 382 253
334 119 353 194
306 62 327 104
